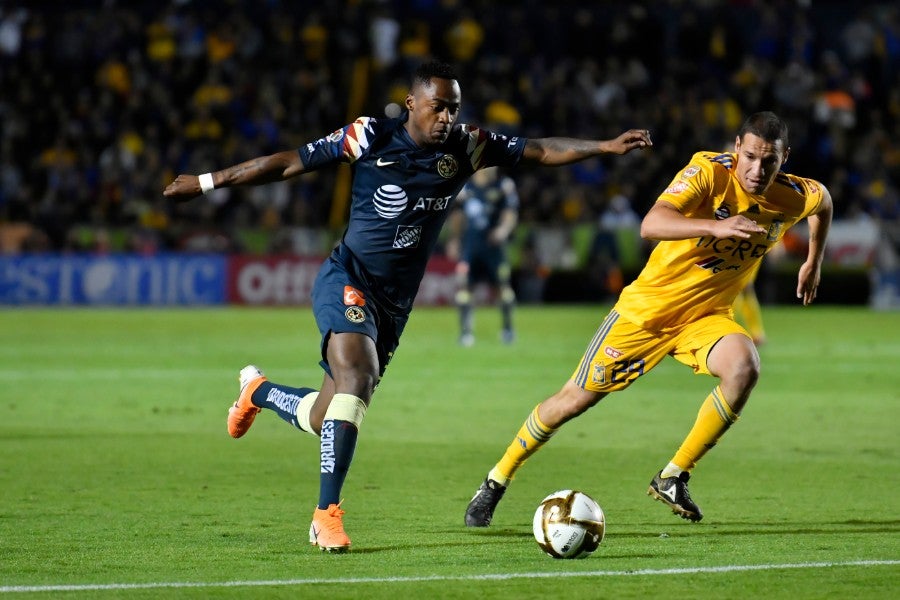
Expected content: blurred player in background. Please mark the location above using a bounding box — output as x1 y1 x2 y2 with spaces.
733 265 767 346
466 111 832 526
165 60 652 552
447 167 519 346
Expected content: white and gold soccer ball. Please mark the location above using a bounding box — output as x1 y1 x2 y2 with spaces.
532 490 605 559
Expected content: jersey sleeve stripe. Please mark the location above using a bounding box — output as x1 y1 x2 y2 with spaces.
342 117 374 163
464 126 488 170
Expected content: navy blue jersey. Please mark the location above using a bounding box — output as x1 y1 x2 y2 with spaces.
299 112 526 307
458 173 519 253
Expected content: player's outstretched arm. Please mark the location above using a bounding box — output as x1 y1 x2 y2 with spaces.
796 185 833 305
640 201 766 241
163 150 305 201
521 129 652 166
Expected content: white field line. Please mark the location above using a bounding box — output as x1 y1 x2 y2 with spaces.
1 560 897 594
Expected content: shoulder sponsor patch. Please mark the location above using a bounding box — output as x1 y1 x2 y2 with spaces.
664 181 688 194
343 285 366 306
682 166 700 178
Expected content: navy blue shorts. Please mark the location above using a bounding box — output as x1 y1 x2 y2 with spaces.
311 253 410 379
463 243 508 286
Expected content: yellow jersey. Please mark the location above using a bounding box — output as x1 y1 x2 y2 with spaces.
614 151 825 331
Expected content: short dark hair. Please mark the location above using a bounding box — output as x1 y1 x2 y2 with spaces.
412 60 458 88
738 111 789 147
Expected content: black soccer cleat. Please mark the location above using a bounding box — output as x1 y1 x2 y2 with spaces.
465 477 507 527
647 470 703 522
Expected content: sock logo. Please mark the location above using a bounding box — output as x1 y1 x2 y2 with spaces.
320 421 335 473
265 388 300 414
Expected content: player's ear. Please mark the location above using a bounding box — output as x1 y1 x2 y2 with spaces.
782 146 791 166
734 135 741 152
405 93 414 111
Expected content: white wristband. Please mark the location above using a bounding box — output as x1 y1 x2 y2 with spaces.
199 172 215 194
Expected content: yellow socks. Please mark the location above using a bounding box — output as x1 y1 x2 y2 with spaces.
490 405 557 486
670 386 739 473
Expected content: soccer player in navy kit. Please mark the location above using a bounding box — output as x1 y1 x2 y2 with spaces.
164 61 652 552
448 167 520 346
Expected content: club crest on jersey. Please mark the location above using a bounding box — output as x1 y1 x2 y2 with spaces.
327 128 343 142
714 204 732 220
436 154 459 179
345 306 366 323
766 220 783 242
393 225 422 248
592 363 606 384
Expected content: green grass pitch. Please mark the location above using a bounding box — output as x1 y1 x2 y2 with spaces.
1 305 898 598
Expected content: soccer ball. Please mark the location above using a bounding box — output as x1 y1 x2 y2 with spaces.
532 490 605 559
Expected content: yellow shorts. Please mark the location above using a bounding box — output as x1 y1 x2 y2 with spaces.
571 309 750 392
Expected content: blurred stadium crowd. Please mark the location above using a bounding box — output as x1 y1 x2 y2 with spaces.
0 0 898 270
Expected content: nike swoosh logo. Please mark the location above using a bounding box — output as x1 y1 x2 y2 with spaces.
376 158 397 166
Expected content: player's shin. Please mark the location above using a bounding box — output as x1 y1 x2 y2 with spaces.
666 386 739 475
491 405 558 486
251 382 318 432
500 285 515 333
456 289 473 336
318 393 367 509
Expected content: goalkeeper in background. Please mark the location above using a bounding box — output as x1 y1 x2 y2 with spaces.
446 167 519 347
466 111 832 526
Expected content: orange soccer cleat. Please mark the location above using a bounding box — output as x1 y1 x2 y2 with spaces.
227 365 267 438
309 503 351 553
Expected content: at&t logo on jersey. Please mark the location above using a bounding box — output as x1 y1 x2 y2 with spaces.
373 187 453 218
373 185 408 218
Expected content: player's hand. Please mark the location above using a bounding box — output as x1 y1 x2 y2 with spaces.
163 175 203 201
711 215 766 239
604 129 653 154
487 228 506 245
796 260 821 305
445 238 460 261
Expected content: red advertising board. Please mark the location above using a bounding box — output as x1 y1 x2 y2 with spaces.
227 255 458 306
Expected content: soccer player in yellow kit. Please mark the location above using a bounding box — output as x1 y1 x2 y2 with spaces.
466 112 833 525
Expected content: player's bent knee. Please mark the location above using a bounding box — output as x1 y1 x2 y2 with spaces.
546 383 604 425
324 393 368 428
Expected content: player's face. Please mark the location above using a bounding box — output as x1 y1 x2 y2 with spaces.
733 133 789 195
405 77 461 147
